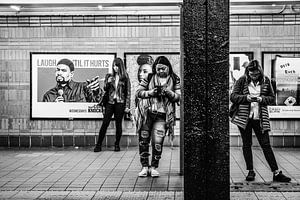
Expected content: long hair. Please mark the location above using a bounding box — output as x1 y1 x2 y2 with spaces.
152 56 179 81
112 57 128 81
245 60 265 84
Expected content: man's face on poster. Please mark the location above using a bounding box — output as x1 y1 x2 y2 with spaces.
55 64 73 84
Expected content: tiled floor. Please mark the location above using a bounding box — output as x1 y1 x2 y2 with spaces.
0 147 299 199
0 147 182 192
230 147 300 192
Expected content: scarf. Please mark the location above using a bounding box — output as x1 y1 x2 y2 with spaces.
135 74 176 136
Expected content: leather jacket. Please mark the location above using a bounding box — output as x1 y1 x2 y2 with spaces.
103 73 131 109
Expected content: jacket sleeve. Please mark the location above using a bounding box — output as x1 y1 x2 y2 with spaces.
136 77 151 99
42 89 56 102
42 93 52 102
230 76 249 105
125 77 131 109
103 74 112 91
83 82 99 102
260 77 275 106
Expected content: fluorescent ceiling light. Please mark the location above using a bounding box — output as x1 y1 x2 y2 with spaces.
10 5 21 11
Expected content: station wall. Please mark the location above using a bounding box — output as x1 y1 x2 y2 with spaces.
0 13 299 147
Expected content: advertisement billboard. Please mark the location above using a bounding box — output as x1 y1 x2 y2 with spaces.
268 56 300 118
31 52 115 119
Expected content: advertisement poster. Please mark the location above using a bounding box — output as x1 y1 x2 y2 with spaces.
31 52 115 119
269 56 300 118
229 53 251 91
124 53 181 118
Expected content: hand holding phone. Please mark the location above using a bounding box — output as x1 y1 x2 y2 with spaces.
156 86 163 96
251 97 258 101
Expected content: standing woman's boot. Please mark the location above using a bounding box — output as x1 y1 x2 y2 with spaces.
114 143 120 151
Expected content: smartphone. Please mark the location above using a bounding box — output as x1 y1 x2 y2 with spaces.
251 97 257 101
156 86 163 95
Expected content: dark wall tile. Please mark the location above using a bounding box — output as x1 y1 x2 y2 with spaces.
295 136 300 147
41 136 51 147
283 136 294 147
128 135 138 147
63 136 73 147
20 136 30 147
106 135 116 147
0 136 8 147
31 136 41 147
163 135 180 147
74 136 84 147
53 136 63 147
119 136 128 147
9 136 19 147
272 136 284 147
85 135 96 146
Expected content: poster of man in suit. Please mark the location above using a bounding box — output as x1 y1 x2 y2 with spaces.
31 52 115 119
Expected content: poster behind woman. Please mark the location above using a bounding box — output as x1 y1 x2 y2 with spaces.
269 56 300 118
31 52 115 119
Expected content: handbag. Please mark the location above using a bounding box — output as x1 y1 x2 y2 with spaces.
229 103 238 118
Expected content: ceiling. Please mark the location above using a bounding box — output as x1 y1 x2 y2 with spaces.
0 0 300 15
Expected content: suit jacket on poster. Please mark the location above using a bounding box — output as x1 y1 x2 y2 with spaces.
42 80 100 102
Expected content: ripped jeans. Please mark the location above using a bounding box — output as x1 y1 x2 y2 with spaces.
139 111 166 168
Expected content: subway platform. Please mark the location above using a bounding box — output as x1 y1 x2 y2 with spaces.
0 147 299 200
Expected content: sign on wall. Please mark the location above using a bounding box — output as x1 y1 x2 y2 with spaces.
31 52 115 119
229 53 252 91
124 52 181 118
268 56 300 118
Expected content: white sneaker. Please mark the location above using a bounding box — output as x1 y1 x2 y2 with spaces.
150 167 160 177
138 167 149 177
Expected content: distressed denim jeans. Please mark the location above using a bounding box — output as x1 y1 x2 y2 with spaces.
139 112 166 168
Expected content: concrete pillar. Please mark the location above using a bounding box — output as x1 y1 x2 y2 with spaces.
183 1 229 200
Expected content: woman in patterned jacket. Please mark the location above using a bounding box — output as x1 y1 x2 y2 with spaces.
230 60 291 182
136 56 180 177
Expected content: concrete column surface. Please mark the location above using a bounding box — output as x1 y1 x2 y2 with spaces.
183 0 229 200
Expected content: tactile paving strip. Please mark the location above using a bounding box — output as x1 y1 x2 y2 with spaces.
231 182 300 192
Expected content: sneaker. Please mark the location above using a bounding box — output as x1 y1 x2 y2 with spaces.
138 167 149 177
245 170 256 181
150 167 160 177
93 145 101 152
273 171 291 182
